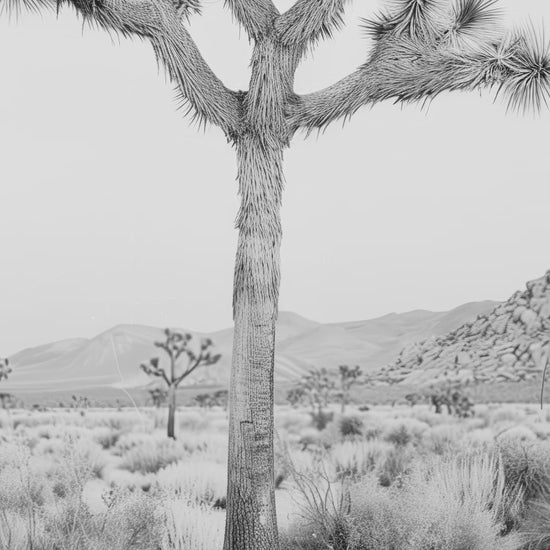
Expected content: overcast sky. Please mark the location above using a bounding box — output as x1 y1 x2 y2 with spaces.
0 0 549 354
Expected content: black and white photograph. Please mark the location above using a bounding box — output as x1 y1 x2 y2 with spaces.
1 0 549 548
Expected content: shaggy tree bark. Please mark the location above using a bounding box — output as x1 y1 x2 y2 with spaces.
2 0 549 548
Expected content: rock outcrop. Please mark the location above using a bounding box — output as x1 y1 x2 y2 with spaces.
376 272 550 387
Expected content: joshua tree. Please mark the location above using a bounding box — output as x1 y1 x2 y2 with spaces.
337 364 362 413
0 358 11 383
300 367 337 429
286 386 305 408
211 388 229 410
0 392 16 410
2 0 550 547
148 386 168 408
194 392 212 408
140 329 220 438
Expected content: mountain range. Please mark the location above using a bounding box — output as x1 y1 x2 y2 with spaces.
3 301 498 394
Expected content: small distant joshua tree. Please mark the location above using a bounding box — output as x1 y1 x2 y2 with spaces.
71 394 90 409
301 368 337 430
0 392 16 410
194 389 229 409
286 386 305 408
148 386 168 409
337 365 362 413
0 358 11 382
194 393 212 408
140 329 221 439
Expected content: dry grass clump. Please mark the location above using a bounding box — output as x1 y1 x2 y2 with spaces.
331 440 394 481
161 500 225 550
120 438 186 474
155 459 227 507
0 439 160 550
382 418 429 447
498 439 550 503
285 453 523 550
517 499 550 549
421 423 465 455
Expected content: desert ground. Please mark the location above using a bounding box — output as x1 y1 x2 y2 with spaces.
1 402 550 549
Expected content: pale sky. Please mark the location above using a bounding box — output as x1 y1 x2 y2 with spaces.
0 0 549 355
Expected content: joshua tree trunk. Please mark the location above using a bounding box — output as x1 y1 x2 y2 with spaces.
224 33 289 548
224 141 283 549
167 383 176 439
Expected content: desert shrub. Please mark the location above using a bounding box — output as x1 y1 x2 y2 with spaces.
498 426 538 444
161 501 224 550
286 453 522 550
464 428 496 449
498 439 550 503
69 439 110 478
517 499 550 549
331 440 393 481
311 410 334 431
422 424 464 455
155 460 226 507
103 469 153 492
298 428 324 450
91 411 149 433
285 467 356 550
93 426 122 449
411 406 459 427
178 410 210 432
276 410 313 436
383 418 428 447
352 455 523 550
530 422 550 441
120 439 186 474
492 407 528 425
42 487 162 550
115 432 164 455
337 415 364 438
377 445 415 487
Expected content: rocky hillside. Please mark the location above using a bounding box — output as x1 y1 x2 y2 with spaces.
376 272 550 387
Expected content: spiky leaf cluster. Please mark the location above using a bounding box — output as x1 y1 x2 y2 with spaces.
140 356 165 378
362 0 549 112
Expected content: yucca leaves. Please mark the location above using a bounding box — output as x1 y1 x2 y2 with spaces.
499 26 550 113
0 0 56 17
0 0 200 20
364 0 443 40
365 0 502 44
444 0 502 49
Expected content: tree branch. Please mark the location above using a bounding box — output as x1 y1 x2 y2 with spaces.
275 0 350 49
289 26 550 134
224 0 279 41
70 0 243 139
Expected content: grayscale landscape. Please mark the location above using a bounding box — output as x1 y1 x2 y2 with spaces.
1 0 550 548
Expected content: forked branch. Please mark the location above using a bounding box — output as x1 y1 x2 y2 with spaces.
78 0 243 137
290 0 550 133
1 0 244 139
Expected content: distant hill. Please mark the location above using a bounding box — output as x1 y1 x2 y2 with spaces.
375 271 550 387
4 301 498 394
